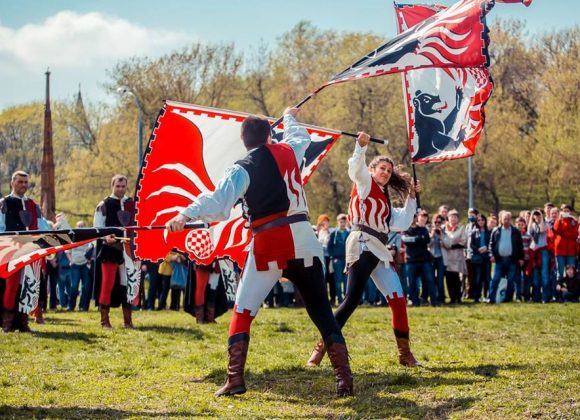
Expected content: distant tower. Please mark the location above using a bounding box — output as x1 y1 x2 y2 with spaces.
41 68 56 221
71 83 95 148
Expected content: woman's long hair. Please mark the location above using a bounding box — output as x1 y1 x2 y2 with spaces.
369 155 413 198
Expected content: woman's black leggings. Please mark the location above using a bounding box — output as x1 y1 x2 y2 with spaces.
283 258 345 345
333 251 380 328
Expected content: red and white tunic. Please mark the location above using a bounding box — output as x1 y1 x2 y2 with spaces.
180 114 322 271
346 143 416 267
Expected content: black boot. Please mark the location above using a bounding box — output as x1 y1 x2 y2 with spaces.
326 339 354 397
215 333 249 397
2 310 15 333
17 312 32 333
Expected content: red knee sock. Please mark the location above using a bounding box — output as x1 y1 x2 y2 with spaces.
228 305 254 337
386 294 409 335
3 272 21 311
194 268 209 306
99 262 118 306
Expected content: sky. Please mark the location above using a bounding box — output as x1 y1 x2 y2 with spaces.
0 0 576 111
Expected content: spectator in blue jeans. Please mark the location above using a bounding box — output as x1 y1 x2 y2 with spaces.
403 211 438 306
57 251 72 309
488 211 524 303
429 214 446 304
469 214 491 303
66 221 92 311
328 214 350 304
528 209 551 303
144 261 161 310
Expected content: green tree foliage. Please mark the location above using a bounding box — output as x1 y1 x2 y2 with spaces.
0 20 577 223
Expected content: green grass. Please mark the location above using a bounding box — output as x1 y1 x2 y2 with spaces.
1 304 579 419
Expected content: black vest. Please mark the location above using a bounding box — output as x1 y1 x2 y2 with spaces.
98 196 135 227
1 195 39 231
236 146 291 222
96 197 134 264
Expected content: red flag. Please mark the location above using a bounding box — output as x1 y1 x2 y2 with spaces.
395 3 494 163
325 0 494 86
134 102 341 267
495 0 532 6
0 231 99 278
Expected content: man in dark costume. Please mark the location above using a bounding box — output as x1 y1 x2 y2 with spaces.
0 171 49 332
166 108 353 397
93 174 135 329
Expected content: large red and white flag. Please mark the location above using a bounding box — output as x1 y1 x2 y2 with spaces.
495 0 532 6
134 101 341 267
395 3 494 163
325 0 493 86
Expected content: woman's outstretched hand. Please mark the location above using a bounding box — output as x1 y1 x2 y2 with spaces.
357 131 370 147
409 180 422 198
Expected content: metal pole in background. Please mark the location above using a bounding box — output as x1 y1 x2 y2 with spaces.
117 86 144 169
137 108 143 168
468 156 474 209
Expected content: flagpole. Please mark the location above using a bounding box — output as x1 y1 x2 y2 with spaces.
340 131 388 145
268 88 389 145
412 164 421 210
0 223 208 237
270 86 329 130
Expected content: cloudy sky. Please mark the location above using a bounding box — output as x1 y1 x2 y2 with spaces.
0 0 574 111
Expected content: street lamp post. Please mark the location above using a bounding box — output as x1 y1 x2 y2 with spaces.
468 156 474 210
117 86 144 169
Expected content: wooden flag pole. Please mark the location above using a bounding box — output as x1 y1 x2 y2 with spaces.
412 164 421 210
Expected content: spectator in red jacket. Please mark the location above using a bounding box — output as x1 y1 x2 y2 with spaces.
553 204 579 283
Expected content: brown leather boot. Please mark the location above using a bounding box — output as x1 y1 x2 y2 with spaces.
395 331 420 367
122 306 134 329
2 311 15 333
100 305 112 329
17 312 32 333
215 333 249 397
326 341 354 397
34 311 45 324
194 304 205 324
205 304 216 324
306 338 326 367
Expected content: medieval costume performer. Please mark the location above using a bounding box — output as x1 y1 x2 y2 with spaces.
0 171 49 332
306 132 421 368
93 175 135 329
166 108 353 397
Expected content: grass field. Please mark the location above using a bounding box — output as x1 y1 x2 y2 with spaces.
1 303 579 419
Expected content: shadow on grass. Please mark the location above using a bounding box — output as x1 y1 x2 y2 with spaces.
204 365 482 417
0 405 204 419
32 331 99 344
138 325 204 339
40 317 81 326
424 362 529 378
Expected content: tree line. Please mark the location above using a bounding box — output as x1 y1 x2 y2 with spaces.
0 20 578 222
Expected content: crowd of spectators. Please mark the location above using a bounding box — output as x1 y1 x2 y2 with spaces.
285 202 579 308
19 204 580 319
